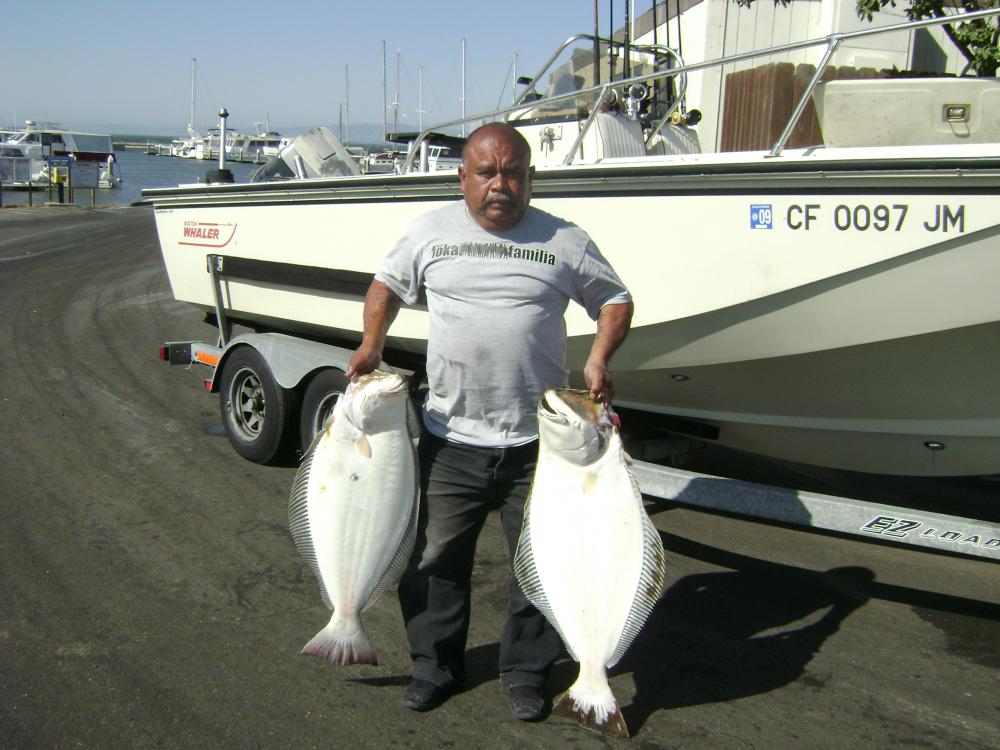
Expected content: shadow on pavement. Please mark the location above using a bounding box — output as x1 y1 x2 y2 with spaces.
615 533 873 734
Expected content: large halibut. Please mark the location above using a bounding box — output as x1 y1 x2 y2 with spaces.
514 388 666 737
288 370 420 665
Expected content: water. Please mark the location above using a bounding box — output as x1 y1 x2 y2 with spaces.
0 149 261 208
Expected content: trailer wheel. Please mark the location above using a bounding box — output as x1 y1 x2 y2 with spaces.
219 346 297 464
300 368 349 450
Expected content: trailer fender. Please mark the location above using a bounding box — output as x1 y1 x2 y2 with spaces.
208 332 357 392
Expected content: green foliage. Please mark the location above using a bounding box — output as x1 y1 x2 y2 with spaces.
734 0 999 75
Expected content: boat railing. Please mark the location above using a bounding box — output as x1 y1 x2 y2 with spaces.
401 6 1000 171
0 155 46 185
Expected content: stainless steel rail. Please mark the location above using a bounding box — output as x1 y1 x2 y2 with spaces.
401 7 1000 171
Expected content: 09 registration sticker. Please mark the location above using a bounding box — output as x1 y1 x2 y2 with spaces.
750 204 773 229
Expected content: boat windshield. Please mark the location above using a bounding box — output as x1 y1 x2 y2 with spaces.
509 44 662 124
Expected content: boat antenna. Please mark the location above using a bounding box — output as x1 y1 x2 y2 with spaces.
609 0 616 83
653 0 658 47
624 0 632 79
593 0 601 86
674 0 685 113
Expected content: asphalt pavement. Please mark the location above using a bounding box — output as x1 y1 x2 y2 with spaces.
0 205 997 749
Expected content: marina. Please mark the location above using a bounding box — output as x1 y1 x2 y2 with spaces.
3 2 999 747
0 148 260 207
0 121 121 189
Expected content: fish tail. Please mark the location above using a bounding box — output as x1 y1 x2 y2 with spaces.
300 614 377 666
552 682 629 739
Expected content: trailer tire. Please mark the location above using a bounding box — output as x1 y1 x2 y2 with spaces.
299 368 350 450
219 346 297 464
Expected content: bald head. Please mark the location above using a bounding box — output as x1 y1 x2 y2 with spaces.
462 123 532 164
459 123 534 232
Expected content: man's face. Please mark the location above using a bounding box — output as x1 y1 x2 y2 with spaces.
459 131 534 232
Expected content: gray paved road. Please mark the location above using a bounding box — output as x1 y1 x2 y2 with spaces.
1 206 997 749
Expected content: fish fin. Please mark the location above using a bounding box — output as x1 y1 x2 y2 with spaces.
608 468 667 668
552 686 629 739
366 477 420 608
301 614 377 666
288 435 333 609
512 491 577 662
355 435 372 458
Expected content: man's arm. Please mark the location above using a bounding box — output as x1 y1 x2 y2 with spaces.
583 301 634 404
345 280 403 380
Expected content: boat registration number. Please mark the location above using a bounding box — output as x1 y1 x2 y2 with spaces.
752 203 965 233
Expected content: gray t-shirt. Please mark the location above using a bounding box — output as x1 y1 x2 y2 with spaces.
375 201 631 447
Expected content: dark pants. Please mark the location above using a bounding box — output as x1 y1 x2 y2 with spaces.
399 432 562 690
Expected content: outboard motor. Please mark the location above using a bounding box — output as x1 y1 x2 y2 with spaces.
251 127 362 182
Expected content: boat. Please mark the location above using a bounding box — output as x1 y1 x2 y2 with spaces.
226 119 290 163
361 148 407 174
144 7 1000 478
382 131 465 173
0 121 121 188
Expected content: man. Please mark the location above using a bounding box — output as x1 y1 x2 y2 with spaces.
345 122 633 721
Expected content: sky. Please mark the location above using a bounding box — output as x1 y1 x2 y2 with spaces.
4 0 650 140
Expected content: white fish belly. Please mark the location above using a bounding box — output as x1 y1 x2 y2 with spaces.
528 451 644 664
307 428 416 612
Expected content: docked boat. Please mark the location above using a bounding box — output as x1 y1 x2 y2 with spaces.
226 128 290 163
0 121 120 187
361 148 407 174
145 8 1000 477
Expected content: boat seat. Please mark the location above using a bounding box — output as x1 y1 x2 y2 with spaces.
647 124 702 156
593 112 647 160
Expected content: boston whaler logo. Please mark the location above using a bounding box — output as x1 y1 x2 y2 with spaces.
180 221 237 248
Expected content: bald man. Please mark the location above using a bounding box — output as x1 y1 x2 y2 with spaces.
347 123 633 722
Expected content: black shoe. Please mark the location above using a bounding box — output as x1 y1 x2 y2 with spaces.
402 678 452 712
507 684 546 722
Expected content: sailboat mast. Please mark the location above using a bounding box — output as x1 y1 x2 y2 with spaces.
393 49 400 136
512 53 518 104
189 57 197 135
345 64 350 146
419 66 424 131
381 40 387 148
460 38 467 137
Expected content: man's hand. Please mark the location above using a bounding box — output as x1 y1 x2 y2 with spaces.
345 344 381 381
584 360 613 405
584 301 633 406
346 280 402 381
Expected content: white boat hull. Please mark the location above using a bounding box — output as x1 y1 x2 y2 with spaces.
148 149 1000 476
